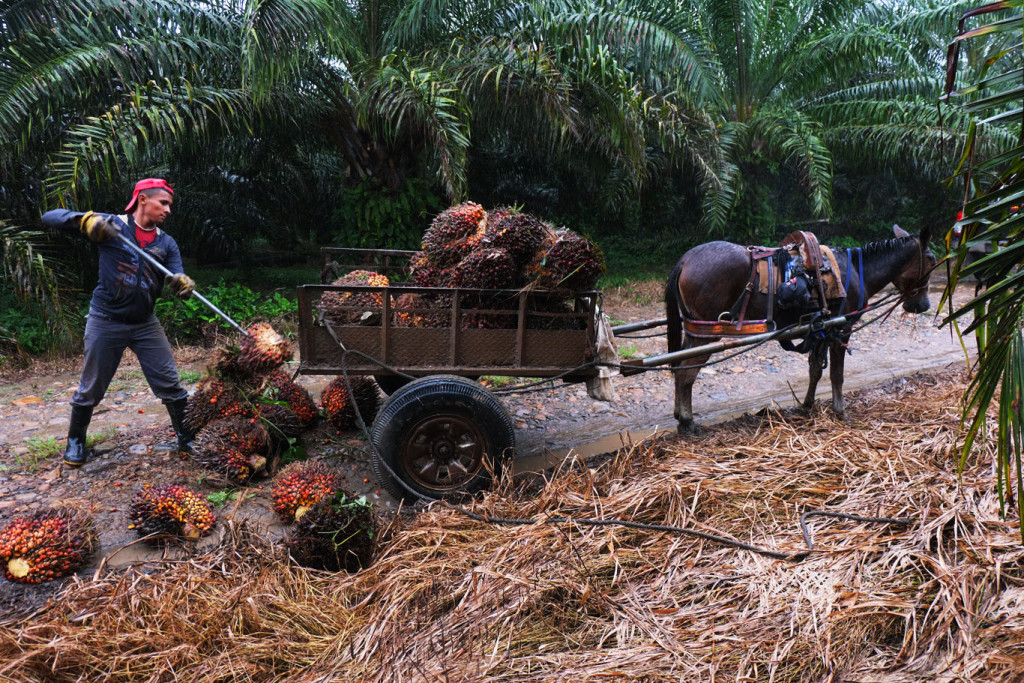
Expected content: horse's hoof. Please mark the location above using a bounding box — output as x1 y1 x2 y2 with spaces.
676 421 704 436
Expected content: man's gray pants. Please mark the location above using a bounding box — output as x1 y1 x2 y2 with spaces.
71 314 187 408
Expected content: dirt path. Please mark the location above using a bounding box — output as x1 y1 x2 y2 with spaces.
0 279 975 617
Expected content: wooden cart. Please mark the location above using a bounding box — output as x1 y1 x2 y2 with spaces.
296 248 603 501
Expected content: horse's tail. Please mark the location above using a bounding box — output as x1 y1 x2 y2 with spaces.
665 256 686 353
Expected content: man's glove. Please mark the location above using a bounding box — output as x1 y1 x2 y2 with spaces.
79 211 119 242
166 273 195 299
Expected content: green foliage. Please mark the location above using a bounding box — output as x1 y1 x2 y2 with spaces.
940 2 1024 538
0 298 52 355
331 177 440 250
178 370 203 384
206 490 254 508
155 280 297 346
18 437 61 471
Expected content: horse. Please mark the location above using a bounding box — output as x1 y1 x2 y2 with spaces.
665 225 936 432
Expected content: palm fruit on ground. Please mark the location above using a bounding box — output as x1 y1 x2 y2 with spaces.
261 370 319 426
0 507 97 584
272 461 341 523
320 270 390 325
483 209 553 267
421 202 487 268
237 322 292 374
320 376 381 432
527 228 605 291
393 293 448 328
185 376 253 434
284 490 376 572
192 417 270 483
128 484 216 542
257 402 305 439
408 251 451 288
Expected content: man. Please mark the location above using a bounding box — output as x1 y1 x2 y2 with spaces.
41 178 197 467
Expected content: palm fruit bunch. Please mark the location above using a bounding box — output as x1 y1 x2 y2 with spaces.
272 461 341 523
528 228 605 290
256 401 305 439
408 251 450 288
185 376 253 433
393 293 449 328
451 248 520 290
237 322 292 374
0 507 96 584
128 484 216 542
261 370 319 426
285 490 376 572
483 209 553 267
320 376 381 431
421 202 487 268
320 270 390 325
192 417 270 483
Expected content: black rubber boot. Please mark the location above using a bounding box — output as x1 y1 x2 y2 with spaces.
166 397 194 457
63 405 94 467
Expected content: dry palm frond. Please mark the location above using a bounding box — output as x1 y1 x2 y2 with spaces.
3 371 1023 682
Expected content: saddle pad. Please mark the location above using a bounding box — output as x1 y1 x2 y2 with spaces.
756 245 846 300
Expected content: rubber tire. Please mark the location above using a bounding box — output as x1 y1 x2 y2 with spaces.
373 374 411 396
370 375 516 502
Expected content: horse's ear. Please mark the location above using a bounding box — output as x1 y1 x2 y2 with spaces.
893 223 910 238
919 225 931 248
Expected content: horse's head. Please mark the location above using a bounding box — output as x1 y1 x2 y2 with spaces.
892 225 935 313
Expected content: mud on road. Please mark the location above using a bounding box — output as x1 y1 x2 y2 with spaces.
0 279 974 618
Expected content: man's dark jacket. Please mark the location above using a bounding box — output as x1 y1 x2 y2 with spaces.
42 210 185 324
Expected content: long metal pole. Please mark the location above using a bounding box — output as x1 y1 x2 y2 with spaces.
619 315 849 376
116 233 248 335
611 317 668 334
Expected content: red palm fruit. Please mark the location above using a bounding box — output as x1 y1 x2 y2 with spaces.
320 376 381 431
0 508 97 584
192 417 270 483
262 370 319 426
483 210 553 267
393 293 448 328
421 202 487 268
284 490 376 572
408 251 451 288
237 322 292 373
272 461 341 523
185 376 253 434
320 270 390 324
128 484 216 542
528 228 605 291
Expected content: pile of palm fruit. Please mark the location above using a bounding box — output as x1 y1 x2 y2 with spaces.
382 202 605 330
0 507 97 584
284 489 377 572
320 270 391 324
271 460 341 523
186 322 319 483
127 484 217 542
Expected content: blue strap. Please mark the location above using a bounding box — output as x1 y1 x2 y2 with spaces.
855 248 864 310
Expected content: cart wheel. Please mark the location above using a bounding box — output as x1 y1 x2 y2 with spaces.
370 375 516 501
373 374 411 396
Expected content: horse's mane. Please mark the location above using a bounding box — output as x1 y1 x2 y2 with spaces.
858 235 918 259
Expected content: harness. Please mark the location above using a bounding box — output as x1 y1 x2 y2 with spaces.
682 232 862 341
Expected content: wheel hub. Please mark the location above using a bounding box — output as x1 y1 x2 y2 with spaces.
401 414 486 492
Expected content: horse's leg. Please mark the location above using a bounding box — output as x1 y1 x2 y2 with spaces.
829 337 849 418
673 339 713 434
801 340 827 410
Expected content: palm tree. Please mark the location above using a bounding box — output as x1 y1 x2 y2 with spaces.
941 0 1024 534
